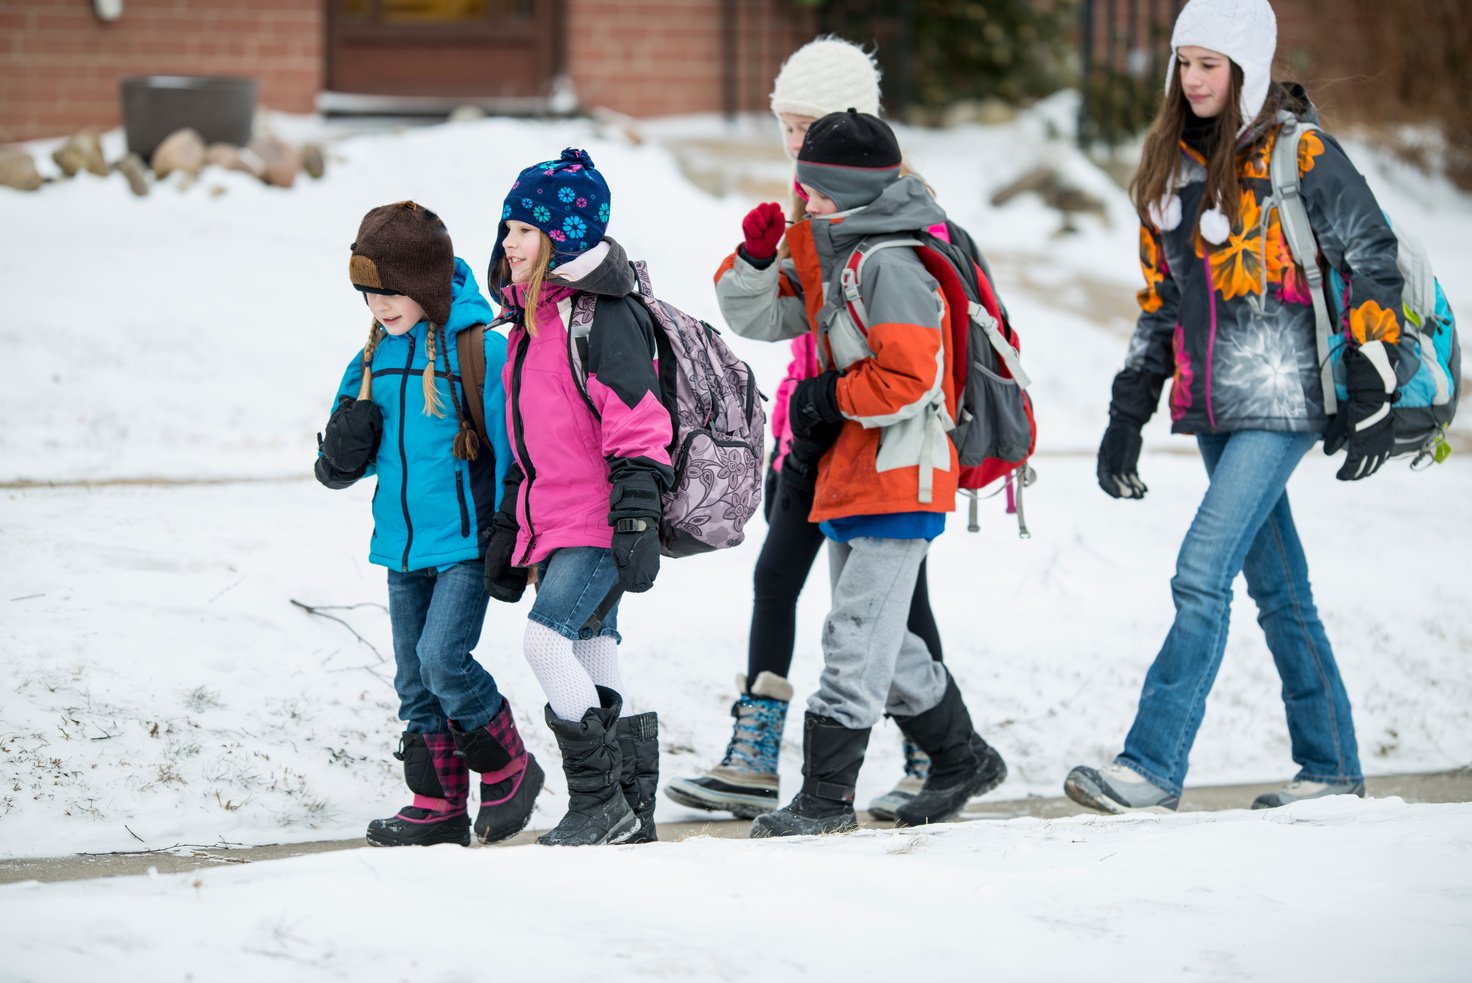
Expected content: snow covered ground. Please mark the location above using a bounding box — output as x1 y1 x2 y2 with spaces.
2 94 1470 978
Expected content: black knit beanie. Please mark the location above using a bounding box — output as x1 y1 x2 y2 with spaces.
795 109 903 211
349 201 455 327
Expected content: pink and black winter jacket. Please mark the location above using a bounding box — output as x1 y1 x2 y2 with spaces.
499 237 674 567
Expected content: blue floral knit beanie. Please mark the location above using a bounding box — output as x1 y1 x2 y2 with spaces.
491 147 610 280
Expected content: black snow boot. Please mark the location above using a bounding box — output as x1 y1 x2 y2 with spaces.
749 712 869 839
365 732 471 848
616 711 661 843
891 674 1007 827
538 686 639 847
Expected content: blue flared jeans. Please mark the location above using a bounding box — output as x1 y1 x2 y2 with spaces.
1120 430 1362 796
387 560 503 734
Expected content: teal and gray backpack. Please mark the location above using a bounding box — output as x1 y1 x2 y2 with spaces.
1269 116 1460 468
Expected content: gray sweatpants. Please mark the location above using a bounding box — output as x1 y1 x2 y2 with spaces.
806 536 949 729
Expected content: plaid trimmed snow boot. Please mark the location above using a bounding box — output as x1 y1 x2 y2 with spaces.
749 712 869 839
366 732 471 847
891 674 1007 827
538 686 639 847
449 698 545 844
616 711 661 843
664 671 792 819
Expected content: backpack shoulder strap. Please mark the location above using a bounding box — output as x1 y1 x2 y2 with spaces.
567 293 600 418
455 323 490 446
1269 118 1339 416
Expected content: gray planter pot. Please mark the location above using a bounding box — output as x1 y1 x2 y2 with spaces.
120 75 258 159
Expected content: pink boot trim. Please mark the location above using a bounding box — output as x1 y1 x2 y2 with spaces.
479 763 529 806
478 752 528 789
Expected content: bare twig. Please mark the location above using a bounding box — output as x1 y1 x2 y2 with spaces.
124 825 145 844
208 576 246 603
290 599 385 662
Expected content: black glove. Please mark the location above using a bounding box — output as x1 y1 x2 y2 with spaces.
776 423 839 504
1096 368 1162 500
1323 340 1398 481
318 396 383 475
484 466 528 602
788 370 843 440
1097 421 1147 499
611 517 661 593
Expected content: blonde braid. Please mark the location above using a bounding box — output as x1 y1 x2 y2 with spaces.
421 323 446 418
357 320 386 400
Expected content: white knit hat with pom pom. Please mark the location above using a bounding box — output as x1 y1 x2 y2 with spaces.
1168 0 1278 131
770 36 882 121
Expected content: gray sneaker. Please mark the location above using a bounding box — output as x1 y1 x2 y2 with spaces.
1064 762 1180 814
1251 779 1366 809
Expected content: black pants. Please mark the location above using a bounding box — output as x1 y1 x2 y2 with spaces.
748 469 943 681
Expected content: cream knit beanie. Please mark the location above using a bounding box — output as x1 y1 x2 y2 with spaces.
770 36 882 121
1168 0 1278 131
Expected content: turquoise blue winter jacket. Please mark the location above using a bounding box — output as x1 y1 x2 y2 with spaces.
324 258 512 572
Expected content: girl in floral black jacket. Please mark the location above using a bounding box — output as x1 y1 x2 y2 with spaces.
1066 0 1403 815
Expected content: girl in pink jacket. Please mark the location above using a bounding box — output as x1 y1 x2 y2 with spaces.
482 149 673 846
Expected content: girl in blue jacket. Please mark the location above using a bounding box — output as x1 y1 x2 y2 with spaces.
316 200 543 847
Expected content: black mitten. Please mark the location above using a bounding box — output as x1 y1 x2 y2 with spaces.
484 466 528 602
1323 340 1398 481
608 467 663 593
319 396 383 474
611 518 661 593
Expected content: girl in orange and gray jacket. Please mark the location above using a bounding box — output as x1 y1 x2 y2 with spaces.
714 110 1004 838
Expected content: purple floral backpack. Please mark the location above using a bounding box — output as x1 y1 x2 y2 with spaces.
569 260 766 558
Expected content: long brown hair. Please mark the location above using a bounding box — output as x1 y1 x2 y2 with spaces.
1130 63 1245 227
492 230 556 336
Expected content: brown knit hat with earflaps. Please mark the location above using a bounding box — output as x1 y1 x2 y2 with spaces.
349 201 454 327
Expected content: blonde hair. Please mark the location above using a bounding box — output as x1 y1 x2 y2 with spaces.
356 315 446 417
494 231 556 336
354 315 481 460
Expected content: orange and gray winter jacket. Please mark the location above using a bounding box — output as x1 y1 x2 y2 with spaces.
715 175 958 523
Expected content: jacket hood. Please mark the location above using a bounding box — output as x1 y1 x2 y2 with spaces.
817 175 947 251
444 257 496 337
497 237 637 309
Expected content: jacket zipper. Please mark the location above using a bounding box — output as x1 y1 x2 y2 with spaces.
1203 252 1218 430
398 335 416 572
454 466 469 538
508 328 538 565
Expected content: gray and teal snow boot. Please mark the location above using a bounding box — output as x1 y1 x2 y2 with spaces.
665 671 792 819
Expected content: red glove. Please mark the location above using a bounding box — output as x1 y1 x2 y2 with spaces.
741 202 786 261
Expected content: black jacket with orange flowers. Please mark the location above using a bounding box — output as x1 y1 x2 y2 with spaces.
1125 96 1404 436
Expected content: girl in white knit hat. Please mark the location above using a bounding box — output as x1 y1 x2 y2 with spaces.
666 35 1008 826
1067 0 1408 813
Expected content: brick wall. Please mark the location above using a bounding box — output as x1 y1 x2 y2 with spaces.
564 0 814 119
0 0 321 144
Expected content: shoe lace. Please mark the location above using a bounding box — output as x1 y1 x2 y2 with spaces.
902 738 930 781
720 696 784 772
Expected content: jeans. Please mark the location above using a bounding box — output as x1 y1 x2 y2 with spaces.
1120 430 1362 795
807 537 949 730
387 560 502 734
530 547 622 642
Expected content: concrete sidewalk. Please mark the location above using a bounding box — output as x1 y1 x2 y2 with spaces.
3 769 1465 886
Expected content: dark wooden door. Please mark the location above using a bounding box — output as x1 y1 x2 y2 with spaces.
326 0 561 102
